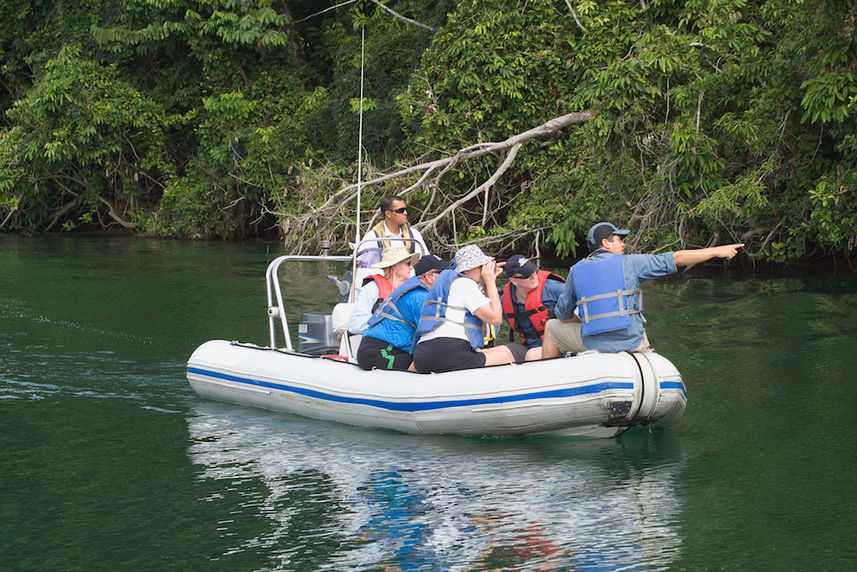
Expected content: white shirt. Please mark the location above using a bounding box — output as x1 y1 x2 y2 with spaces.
356 223 427 267
418 277 489 343
346 280 380 334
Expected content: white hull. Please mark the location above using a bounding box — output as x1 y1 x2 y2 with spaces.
187 339 686 437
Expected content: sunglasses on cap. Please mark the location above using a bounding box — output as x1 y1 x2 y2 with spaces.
388 207 407 213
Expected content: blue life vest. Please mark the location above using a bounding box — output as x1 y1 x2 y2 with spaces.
365 275 427 352
414 269 485 349
367 275 424 328
570 254 642 337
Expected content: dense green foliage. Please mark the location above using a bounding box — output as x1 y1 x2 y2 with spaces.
2 0 855 261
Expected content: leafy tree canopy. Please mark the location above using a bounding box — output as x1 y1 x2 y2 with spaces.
1 0 855 262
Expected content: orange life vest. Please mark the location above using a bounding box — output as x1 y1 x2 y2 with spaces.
362 274 393 313
501 270 565 342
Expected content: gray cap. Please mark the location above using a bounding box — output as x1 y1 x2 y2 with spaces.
587 222 630 247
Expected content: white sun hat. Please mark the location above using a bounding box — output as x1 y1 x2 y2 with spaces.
453 244 494 272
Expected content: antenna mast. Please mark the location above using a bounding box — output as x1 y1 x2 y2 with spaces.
354 26 366 245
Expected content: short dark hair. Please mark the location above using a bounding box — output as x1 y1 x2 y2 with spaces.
379 195 404 213
589 224 615 252
588 222 629 252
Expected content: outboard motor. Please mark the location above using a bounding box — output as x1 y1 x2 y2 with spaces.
297 312 339 355
327 270 352 303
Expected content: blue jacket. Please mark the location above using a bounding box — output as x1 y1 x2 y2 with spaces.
364 275 427 352
414 270 484 349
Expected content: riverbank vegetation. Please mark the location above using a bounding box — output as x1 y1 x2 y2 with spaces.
1 1 855 261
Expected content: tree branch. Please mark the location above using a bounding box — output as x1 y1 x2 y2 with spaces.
271 110 591 254
370 0 434 31
294 1 358 24
420 142 522 235
44 199 79 232
98 196 138 229
315 110 591 212
564 0 587 33
0 196 21 230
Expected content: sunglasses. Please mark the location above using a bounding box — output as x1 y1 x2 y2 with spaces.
388 207 408 213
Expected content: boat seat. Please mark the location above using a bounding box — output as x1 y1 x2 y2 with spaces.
331 302 362 361
331 302 354 333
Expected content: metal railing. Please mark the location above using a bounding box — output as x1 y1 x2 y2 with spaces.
264 237 427 350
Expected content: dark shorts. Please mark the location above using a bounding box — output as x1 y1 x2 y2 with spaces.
504 342 529 364
357 336 413 371
413 337 486 373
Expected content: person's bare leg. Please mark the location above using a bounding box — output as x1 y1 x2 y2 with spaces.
525 347 542 361
479 345 515 366
541 330 560 359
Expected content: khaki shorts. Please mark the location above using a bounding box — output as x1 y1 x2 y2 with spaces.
545 319 587 354
545 319 651 354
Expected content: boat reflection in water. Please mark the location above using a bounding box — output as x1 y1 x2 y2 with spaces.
187 402 686 570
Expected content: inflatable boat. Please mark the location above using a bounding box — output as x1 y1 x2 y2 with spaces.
186 243 687 437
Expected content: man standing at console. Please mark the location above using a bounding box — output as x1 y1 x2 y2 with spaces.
542 222 744 357
356 195 428 267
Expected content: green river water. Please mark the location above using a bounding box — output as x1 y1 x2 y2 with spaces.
2 234 856 570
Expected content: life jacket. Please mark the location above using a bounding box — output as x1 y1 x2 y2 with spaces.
367 275 425 329
570 254 642 336
362 274 393 313
414 269 485 350
501 270 565 342
371 220 418 253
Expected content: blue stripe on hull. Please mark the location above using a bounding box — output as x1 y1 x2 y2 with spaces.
187 366 640 412
659 381 687 397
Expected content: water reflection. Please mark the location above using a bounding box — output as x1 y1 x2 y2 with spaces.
187 402 686 570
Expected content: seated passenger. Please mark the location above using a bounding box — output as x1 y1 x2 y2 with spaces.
357 254 452 371
501 254 566 361
543 222 743 356
347 246 418 335
412 245 518 373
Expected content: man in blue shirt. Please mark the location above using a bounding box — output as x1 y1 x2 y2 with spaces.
542 222 744 356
